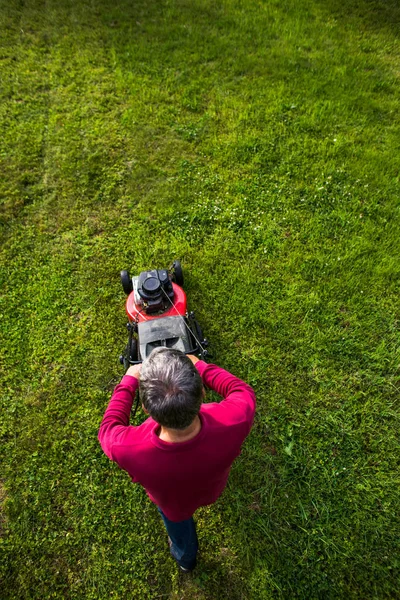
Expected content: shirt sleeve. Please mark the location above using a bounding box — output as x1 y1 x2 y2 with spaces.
195 361 256 425
98 374 139 460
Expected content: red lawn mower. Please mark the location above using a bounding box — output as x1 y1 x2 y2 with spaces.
119 261 209 370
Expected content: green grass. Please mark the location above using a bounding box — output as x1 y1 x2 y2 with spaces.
0 0 399 598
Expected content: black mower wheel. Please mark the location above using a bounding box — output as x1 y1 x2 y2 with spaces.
123 338 138 370
172 260 184 287
129 338 138 362
121 270 133 295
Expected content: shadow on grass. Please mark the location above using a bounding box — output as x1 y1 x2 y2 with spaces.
316 0 400 37
176 556 247 600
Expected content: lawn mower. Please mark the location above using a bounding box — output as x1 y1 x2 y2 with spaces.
119 260 209 371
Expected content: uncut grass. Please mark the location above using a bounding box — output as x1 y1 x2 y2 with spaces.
0 0 399 598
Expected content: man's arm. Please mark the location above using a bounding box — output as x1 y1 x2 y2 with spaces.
191 358 256 423
98 365 141 460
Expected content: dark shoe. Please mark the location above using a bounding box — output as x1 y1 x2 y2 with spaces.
168 537 196 572
179 564 194 573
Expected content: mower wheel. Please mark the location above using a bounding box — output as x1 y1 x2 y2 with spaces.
123 338 138 371
172 260 184 287
129 338 138 362
121 270 133 295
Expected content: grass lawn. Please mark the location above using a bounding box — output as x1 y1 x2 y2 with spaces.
1 0 399 598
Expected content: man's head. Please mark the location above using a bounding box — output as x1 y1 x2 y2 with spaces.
139 347 203 430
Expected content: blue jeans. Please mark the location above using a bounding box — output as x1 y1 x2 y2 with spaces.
158 508 198 570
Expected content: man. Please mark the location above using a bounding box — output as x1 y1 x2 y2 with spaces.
98 347 256 572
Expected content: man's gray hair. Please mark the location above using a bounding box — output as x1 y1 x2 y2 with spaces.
139 347 203 429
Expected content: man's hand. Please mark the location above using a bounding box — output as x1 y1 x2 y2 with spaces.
126 364 142 380
187 354 200 365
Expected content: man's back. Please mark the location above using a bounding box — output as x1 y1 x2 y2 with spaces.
98 361 256 521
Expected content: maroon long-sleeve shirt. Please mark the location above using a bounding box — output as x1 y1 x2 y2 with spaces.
98 361 256 521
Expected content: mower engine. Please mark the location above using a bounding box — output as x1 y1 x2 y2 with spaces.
136 269 174 314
